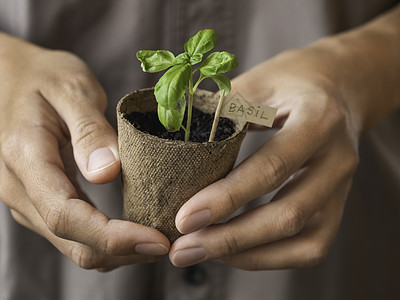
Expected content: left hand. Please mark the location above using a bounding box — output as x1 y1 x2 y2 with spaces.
168 48 360 270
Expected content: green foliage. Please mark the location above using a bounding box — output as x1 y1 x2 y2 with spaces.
136 29 238 141
154 64 191 109
199 51 238 76
184 29 217 56
157 98 186 132
208 74 231 96
136 50 175 73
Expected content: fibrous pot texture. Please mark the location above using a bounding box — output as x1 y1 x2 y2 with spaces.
117 88 247 242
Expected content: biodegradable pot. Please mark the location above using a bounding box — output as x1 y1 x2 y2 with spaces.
117 88 247 242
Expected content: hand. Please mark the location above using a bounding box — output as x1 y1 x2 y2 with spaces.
169 48 361 269
0 33 170 271
170 3 400 268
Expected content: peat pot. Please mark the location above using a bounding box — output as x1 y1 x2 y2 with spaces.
117 88 247 242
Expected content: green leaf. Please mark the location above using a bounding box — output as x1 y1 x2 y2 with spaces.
157 97 186 132
174 53 190 64
209 74 231 96
190 53 203 65
154 63 191 109
199 51 238 76
184 29 218 56
136 50 175 73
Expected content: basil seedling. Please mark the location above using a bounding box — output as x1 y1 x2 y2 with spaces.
136 29 238 142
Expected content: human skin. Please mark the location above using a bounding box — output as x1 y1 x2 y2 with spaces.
0 33 170 271
0 5 399 272
170 4 400 269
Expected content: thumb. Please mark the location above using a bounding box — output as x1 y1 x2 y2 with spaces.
41 73 120 184
69 108 120 184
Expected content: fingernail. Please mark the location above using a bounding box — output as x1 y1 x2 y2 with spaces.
172 247 206 267
134 243 169 256
87 147 118 173
178 209 211 234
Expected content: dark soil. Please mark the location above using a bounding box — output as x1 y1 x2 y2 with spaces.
125 107 235 142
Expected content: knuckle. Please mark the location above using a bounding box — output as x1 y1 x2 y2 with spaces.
303 91 347 137
333 144 359 183
321 95 346 127
278 204 306 237
218 178 241 213
261 154 289 190
42 205 66 238
103 236 122 255
303 243 329 268
309 90 342 118
72 117 103 149
0 166 22 210
221 228 242 256
89 213 120 255
343 148 359 177
60 74 91 99
70 244 101 269
0 127 48 171
0 130 21 166
54 62 107 110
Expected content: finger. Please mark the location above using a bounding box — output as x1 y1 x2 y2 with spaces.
10 209 34 228
3 168 168 269
40 217 163 269
171 182 348 269
218 185 349 270
59 241 162 270
2 126 170 256
170 141 356 267
11 209 162 269
59 142 91 202
38 56 120 184
176 94 344 234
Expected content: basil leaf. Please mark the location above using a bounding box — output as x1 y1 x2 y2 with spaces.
184 29 218 56
157 97 186 132
190 53 203 65
154 63 191 109
174 53 190 64
209 74 231 96
136 50 175 73
199 51 238 76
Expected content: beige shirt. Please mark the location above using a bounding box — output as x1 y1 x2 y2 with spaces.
0 0 399 299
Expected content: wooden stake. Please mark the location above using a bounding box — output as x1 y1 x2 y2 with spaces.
209 92 225 142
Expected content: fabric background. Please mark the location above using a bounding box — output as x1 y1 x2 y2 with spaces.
0 0 399 299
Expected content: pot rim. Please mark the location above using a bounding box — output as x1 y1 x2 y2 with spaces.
117 88 248 146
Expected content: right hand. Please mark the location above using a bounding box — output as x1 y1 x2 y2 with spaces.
0 33 170 271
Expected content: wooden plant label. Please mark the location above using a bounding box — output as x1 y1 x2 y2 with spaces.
220 93 277 127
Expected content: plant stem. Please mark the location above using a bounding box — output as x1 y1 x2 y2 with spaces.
209 92 225 142
192 75 204 93
185 75 194 142
181 125 188 133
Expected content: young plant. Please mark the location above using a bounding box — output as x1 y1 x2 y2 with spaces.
136 29 238 142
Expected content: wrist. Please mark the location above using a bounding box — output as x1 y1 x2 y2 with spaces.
303 6 400 132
